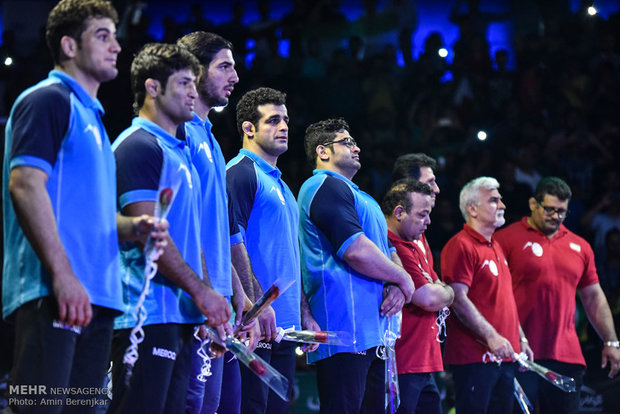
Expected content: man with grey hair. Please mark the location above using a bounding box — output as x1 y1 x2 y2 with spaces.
440 176 532 414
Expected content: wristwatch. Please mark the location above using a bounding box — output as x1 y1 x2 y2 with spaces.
603 341 620 349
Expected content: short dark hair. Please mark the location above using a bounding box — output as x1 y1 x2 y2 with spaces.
304 118 350 165
130 43 201 114
236 87 287 138
392 153 437 181
381 178 433 216
46 0 119 65
533 176 572 202
176 31 233 67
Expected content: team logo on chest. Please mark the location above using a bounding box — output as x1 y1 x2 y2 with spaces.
523 241 543 257
198 141 213 163
481 259 499 276
569 242 581 252
84 124 102 151
270 185 286 205
178 163 193 188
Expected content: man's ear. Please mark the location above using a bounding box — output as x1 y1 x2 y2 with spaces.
59 35 78 60
528 197 537 212
145 78 160 98
467 203 477 218
316 144 330 161
242 121 255 138
394 205 406 221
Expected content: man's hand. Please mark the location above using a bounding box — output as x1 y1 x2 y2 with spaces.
398 274 415 303
520 340 534 368
487 333 515 360
601 345 620 378
380 284 405 317
232 288 252 328
132 214 169 249
257 305 277 342
192 285 232 327
301 314 321 353
52 272 92 327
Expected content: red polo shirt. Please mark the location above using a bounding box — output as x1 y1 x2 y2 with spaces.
495 218 599 366
441 224 521 365
389 231 444 374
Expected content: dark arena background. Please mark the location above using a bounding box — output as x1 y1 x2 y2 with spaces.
1 0 620 412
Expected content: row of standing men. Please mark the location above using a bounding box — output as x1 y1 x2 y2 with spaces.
3 1 620 414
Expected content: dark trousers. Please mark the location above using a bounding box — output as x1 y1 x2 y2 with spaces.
108 324 193 414
217 353 241 414
451 362 516 414
239 340 296 414
396 372 441 414
315 348 385 414
7 297 115 414
516 360 584 414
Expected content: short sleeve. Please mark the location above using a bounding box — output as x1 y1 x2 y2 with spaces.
9 84 71 173
441 236 475 287
114 131 163 208
226 157 257 234
309 176 363 253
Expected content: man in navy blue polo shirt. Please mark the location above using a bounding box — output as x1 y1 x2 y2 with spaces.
108 43 231 414
298 118 415 413
2 1 167 413
227 87 319 413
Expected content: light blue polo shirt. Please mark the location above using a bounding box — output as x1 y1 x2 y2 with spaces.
298 169 395 363
112 117 204 328
183 114 236 297
226 149 301 330
2 70 122 319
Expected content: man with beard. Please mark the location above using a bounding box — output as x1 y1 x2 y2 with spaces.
177 31 260 414
495 177 620 413
298 118 414 413
440 176 532 414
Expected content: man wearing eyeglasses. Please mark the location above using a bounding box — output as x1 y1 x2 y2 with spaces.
298 118 415 413
496 176 620 414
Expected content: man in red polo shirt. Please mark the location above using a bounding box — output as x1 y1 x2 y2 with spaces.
441 176 532 414
495 176 620 414
382 179 454 414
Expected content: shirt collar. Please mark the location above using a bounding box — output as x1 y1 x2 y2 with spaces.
313 169 359 190
49 69 104 115
132 117 186 150
240 148 281 179
387 229 416 248
520 216 568 240
189 112 213 130
463 223 494 244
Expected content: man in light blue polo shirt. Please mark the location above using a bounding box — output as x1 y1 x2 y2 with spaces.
2 2 167 412
298 118 415 413
227 87 319 413
177 31 257 414
108 43 230 414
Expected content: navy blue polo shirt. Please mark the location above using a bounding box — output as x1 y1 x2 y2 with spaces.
226 149 301 330
113 117 204 328
2 70 122 319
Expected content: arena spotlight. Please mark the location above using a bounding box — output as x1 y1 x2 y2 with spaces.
438 48 448 58
213 106 225 112
295 347 304 356
4 56 13 66
587 6 597 15
477 130 487 141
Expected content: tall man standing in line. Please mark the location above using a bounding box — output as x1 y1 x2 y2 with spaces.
109 43 230 414
2 1 167 412
226 87 319 413
382 179 454 414
298 118 415 413
177 31 258 414
496 176 620 413
441 176 532 414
